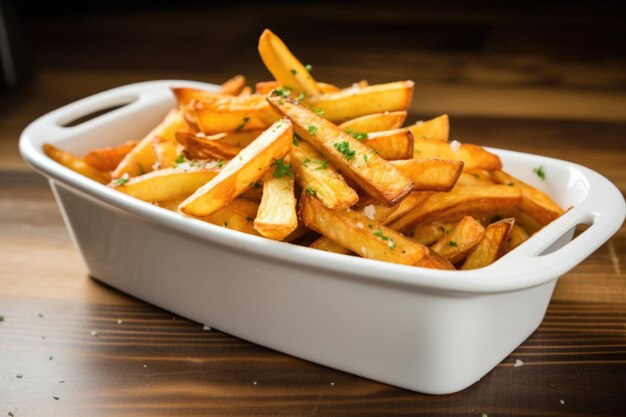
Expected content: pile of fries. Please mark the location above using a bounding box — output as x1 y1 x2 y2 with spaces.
44 29 565 271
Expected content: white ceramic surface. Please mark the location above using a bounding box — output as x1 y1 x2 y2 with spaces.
19 80 626 394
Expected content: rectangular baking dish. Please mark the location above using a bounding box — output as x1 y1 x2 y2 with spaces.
19 80 626 394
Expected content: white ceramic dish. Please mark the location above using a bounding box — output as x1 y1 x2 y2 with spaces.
20 80 625 394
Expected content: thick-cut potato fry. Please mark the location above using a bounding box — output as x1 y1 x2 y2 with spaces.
111 162 221 202
310 236 352 255
389 185 522 232
200 130 263 149
490 170 563 225
290 141 358 210
172 88 227 107
506 224 529 253
362 129 413 160
268 96 414 205
299 193 453 269
43 143 111 184
254 168 298 240
176 132 242 160
113 108 191 178
206 206 260 236
413 138 502 171
227 198 259 220
461 218 514 270
238 86 253 97
220 74 246 96
307 81 414 123
255 80 339 95
152 136 179 169
83 140 138 172
185 94 278 134
412 221 457 245
339 111 407 133
456 170 494 186
405 114 449 141
390 158 463 192
430 216 485 264
179 119 292 217
156 198 185 212
258 29 320 96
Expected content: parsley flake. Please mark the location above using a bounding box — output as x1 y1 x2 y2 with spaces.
347 129 368 140
304 64 313 72
114 177 129 186
292 136 300 147
363 154 368 164
311 107 325 116
533 165 546 181
308 125 318 135
271 158 293 178
447 241 458 247
507 181 515 186
295 92 306 102
53 396 60 401
333 141 356 161
175 154 185 164
216 159 225 168
304 187 316 196
235 116 251 132
271 87 292 97
290 69 297 75
0 316 4 322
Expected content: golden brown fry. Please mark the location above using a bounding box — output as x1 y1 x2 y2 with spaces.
176 132 242 160
227 198 259 220
238 86 253 97
412 138 501 171
299 193 453 269
430 216 485 264
412 221 457 246
111 162 221 202
113 108 191 178
258 29 321 96
205 206 260 236
456 170 495 186
339 111 407 133
152 136 179 169
83 140 138 172
461 218 514 270
200 130 263 148
290 141 358 210
255 80 340 95
268 96 414 205
172 88 226 107
405 114 449 141
307 81 414 123
220 74 246 96
390 158 463 192
179 119 292 217
362 129 414 160
310 236 352 255
490 170 563 225
388 185 522 232
155 198 185 212
506 224 529 253
185 94 278 134
44 143 111 184
254 167 298 240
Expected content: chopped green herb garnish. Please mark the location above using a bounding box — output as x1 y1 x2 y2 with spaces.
175 154 185 164
49 356 53 360
290 69 297 75
38 313 43 318
438 226 446 234
249 181 262 189
304 187 316 196
389 239 396 250
295 92 306 102
347 129 368 140
53 396 59 401
373 229 395 250
271 158 293 178
114 177 129 186
0 316 4 322
308 125 318 135
447 241 458 247
311 107 325 116
304 64 313 72
235 116 251 132
533 165 546 181
216 159 225 168
333 141 356 161
507 181 515 186
271 87 292 97
303 158 328 170
292 136 300 147
363 154 368 164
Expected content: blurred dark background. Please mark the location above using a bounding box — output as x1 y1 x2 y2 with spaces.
1 0 625 173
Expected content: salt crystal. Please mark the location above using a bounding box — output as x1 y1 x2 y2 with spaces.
356 222 364 229
203 325 211 331
90 330 98 337
362 204 376 220
514 359 523 367
450 140 461 154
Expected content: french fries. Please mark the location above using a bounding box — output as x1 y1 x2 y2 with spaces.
268 96 414 205
339 111 407 133
254 162 298 240
179 119 292 217
43 28 567 272
299 193 453 269
43 143 111 184
430 216 485 264
83 140 138 172
461 218 514 270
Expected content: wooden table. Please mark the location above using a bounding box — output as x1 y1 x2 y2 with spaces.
1 5 625 416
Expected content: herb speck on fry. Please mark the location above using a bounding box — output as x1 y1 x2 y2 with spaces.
308 125 317 135
333 141 356 161
533 165 546 181
271 158 293 178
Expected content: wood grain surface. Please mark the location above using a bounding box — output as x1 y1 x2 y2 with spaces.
1 4 625 416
